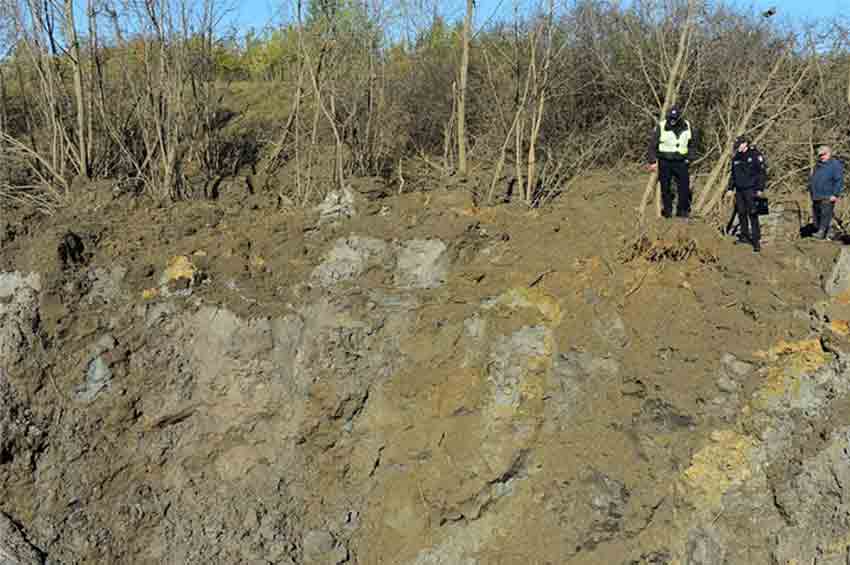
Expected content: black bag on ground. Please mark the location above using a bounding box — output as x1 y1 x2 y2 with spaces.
754 196 769 216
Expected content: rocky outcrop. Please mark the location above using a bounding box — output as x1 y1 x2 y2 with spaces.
5 212 850 565
312 236 449 290
0 272 41 368
628 339 850 563
825 247 850 301
312 236 389 287
0 513 43 565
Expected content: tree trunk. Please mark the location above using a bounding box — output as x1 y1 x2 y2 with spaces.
694 48 791 215
457 0 473 176
524 0 554 206
86 0 99 173
63 0 89 178
0 65 6 137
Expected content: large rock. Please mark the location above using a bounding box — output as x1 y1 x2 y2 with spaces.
312 236 389 287
0 513 43 565
73 356 113 403
825 247 850 301
0 272 41 367
312 236 450 290
393 239 448 289
770 427 850 564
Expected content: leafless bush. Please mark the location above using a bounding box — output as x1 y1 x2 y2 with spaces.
2 0 850 215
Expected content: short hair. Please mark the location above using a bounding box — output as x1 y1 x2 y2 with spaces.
817 145 832 156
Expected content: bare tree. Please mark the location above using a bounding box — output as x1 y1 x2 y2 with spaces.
693 35 811 215
62 0 89 178
456 0 472 176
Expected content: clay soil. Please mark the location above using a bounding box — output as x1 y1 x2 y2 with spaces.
1 171 848 564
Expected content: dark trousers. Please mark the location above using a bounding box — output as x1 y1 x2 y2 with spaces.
658 159 691 217
813 198 835 236
735 189 761 245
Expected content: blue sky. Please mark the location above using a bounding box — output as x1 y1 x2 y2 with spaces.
228 0 848 32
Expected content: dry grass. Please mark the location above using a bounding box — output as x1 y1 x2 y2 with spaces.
621 231 719 264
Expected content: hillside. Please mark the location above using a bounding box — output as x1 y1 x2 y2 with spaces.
2 173 850 564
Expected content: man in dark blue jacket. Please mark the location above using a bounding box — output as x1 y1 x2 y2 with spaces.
727 136 767 252
810 145 844 240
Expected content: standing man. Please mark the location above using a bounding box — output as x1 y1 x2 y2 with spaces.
810 145 844 240
726 136 767 253
648 106 695 218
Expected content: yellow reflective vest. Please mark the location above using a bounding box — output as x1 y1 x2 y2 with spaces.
657 120 691 158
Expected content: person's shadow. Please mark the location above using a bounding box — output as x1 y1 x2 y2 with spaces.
800 221 850 243
800 223 818 238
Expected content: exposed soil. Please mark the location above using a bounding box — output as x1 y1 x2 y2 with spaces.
2 172 850 564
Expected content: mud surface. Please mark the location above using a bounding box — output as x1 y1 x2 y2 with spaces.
2 174 850 564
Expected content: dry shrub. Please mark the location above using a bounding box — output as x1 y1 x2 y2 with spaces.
621 231 719 264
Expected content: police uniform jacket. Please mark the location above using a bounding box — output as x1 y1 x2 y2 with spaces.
727 147 766 192
648 118 694 163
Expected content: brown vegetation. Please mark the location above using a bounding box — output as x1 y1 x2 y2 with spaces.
0 0 848 225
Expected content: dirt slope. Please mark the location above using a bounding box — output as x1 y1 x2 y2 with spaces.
2 173 850 564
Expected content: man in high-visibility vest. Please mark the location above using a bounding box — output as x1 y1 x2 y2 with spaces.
648 106 695 218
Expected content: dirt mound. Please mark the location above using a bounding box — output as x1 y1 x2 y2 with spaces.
1 173 850 564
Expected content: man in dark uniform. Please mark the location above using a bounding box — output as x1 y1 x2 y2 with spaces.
648 106 694 218
726 136 767 252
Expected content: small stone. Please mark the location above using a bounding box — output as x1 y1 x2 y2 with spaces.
302 529 335 560
811 301 830 322
93 334 116 357
74 356 113 402
315 187 358 226
159 255 200 297
728 360 753 377
720 353 753 378
242 510 260 531
716 376 738 393
142 288 159 300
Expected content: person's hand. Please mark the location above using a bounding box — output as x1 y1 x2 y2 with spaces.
647 162 658 172
831 195 838 203
756 191 764 198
